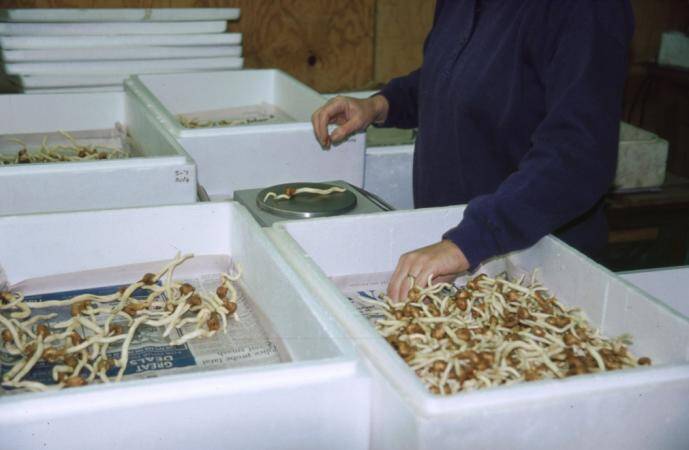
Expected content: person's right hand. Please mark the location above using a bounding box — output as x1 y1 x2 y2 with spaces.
311 95 389 149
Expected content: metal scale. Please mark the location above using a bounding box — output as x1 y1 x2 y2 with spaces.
234 180 393 227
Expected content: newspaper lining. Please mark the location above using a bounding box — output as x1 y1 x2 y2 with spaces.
332 272 394 324
0 255 282 395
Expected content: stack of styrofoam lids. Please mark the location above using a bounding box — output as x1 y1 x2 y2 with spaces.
0 8 243 93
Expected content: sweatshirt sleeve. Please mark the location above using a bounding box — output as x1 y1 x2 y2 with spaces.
443 0 634 269
376 70 422 129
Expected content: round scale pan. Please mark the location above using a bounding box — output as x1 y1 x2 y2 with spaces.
256 182 357 219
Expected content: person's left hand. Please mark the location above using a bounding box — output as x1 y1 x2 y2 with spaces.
387 240 470 302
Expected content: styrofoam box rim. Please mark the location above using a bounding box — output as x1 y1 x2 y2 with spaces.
0 202 361 421
0 8 241 22
0 91 191 175
125 69 322 138
270 206 689 419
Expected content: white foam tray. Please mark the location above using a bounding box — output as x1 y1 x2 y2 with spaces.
0 91 197 216
0 21 227 35
0 8 241 22
2 45 242 62
0 33 242 49
127 69 365 198
0 202 370 450
622 266 689 318
269 206 689 450
5 57 245 76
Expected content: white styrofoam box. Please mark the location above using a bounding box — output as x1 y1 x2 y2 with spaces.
5 57 245 76
658 31 689 70
364 144 414 210
0 33 242 49
0 21 227 35
0 8 241 22
616 122 668 190
622 267 689 318
0 202 370 450
127 69 366 198
269 206 689 450
0 91 197 215
2 45 242 62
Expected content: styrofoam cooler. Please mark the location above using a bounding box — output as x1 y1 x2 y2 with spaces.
0 91 197 215
268 206 689 450
365 144 414 210
127 70 365 199
616 122 668 190
658 31 689 70
0 202 370 450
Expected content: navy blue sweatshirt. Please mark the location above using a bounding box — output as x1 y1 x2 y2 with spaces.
378 0 634 269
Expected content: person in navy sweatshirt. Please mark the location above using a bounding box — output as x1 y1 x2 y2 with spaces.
311 0 634 301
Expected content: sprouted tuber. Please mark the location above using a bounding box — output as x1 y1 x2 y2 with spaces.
263 186 346 202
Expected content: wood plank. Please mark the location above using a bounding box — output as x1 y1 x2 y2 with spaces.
373 0 434 84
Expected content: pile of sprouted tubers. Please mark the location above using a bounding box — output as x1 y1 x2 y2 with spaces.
177 113 275 129
0 254 240 392
0 131 129 165
358 272 652 395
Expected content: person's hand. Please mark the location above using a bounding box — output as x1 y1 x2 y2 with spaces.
387 240 470 302
311 95 389 149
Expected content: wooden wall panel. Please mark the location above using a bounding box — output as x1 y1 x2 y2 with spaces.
373 0 434 85
0 0 375 93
